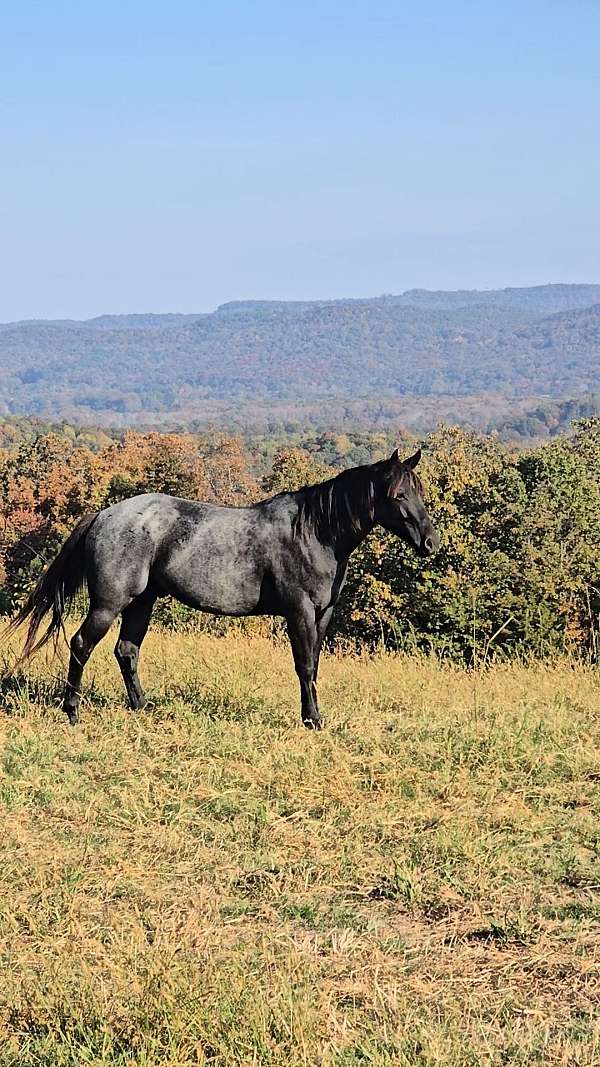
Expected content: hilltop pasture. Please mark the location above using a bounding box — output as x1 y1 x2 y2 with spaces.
0 629 598 1065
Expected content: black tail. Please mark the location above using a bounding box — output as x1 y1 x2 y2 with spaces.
3 513 98 667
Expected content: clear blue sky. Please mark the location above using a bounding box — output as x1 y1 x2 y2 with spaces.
1 0 599 320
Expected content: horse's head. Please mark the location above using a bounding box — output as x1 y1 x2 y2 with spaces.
373 448 439 558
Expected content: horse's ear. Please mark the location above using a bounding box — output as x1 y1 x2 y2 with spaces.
389 447 401 463
404 448 422 469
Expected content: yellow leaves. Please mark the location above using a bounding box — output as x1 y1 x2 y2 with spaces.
440 569 462 593
366 536 387 562
364 576 394 602
263 448 331 495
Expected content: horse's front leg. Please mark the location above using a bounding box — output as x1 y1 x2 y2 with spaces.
314 605 334 685
286 601 321 730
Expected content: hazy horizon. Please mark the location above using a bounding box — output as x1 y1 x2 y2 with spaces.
2 280 600 327
2 1 600 321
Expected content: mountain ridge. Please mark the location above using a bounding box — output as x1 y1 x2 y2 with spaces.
1 284 599 428
4 282 600 329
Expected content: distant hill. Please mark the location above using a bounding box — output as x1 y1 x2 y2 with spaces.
1 284 599 428
87 313 205 330
381 283 600 312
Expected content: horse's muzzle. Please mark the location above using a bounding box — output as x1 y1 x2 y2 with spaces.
420 532 439 557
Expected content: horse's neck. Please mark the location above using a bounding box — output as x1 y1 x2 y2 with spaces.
333 516 374 557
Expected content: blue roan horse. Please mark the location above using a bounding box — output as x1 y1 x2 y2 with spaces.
6 448 438 728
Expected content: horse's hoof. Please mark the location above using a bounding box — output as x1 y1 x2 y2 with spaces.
65 710 78 726
302 716 323 731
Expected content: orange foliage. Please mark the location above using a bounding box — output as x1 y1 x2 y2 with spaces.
0 431 259 601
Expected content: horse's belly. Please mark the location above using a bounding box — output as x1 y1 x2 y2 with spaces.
156 552 264 616
190 580 262 615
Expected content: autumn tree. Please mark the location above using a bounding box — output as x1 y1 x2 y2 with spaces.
102 431 210 505
262 448 331 495
202 438 259 504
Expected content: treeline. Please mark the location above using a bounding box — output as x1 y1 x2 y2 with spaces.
0 421 598 660
2 392 600 468
1 392 597 467
492 394 600 442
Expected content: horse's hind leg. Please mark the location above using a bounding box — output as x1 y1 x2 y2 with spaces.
114 588 156 711
63 606 117 725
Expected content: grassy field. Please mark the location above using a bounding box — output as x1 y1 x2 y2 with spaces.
0 628 598 1066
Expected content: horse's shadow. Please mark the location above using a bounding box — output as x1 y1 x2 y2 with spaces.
0 671 63 714
0 669 273 724
0 670 112 716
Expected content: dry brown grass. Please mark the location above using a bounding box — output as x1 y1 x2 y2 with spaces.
0 629 599 1065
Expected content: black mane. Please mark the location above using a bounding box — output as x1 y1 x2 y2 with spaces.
294 465 375 544
293 461 423 545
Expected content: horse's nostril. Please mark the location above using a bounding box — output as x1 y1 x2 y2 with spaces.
424 536 434 553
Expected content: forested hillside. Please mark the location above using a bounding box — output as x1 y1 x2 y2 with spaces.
1 284 599 428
